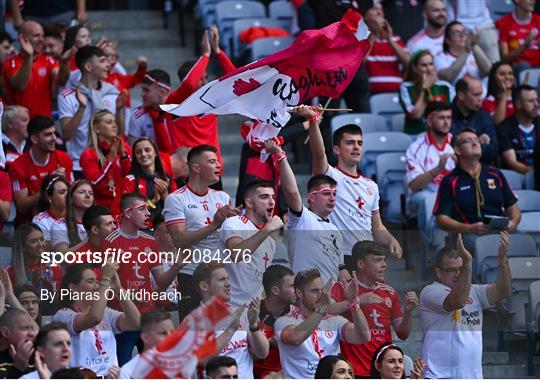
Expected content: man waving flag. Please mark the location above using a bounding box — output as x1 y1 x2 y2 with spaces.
161 9 371 129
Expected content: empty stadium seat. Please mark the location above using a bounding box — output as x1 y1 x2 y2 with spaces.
216 1 266 55
390 113 405 132
527 280 540 374
369 93 403 127
331 113 388 136
268 0 293 30
376 153 407 223
489 0 514 21
475 233 538 283
251 36 293 61
501 169 524 190
515 190 540 213
360 132 412 180
519 68 540 87
517 212 540 234
524 170 535 190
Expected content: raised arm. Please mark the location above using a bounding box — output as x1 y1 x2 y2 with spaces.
246 297 270 359
341 272 371 344
442 234 472 312
264 140 302 212
486 230 512 305
437 52 468 83
111 274 141 331
304 105 328 175
9 35 33 91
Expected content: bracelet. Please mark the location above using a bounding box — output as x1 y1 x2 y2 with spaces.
249 324 260 332
273 150 287 163
347 297 361 312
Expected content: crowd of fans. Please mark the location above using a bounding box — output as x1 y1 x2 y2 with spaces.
0 0 537 379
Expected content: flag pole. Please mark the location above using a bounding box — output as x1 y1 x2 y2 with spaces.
304 97 334 144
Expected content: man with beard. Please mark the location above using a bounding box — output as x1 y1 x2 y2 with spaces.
254 265 295 378
219 181 282 307
406 102 455 230
407 0 447 56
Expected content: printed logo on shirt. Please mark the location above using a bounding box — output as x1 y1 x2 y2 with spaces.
187 204 198 209
384 297 392 308
460 185 471 191
104 99 112 108
461 308 481 326
370 309 384 328
38 67 47 76
324 330 334 338
487 178 496 190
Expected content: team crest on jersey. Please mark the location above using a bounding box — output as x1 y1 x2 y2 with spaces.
38 67 47 76
366 187 373 196
324 330 333 338
104 99 111 107
384 297 392 308
487 178 496 189
216 202 223 209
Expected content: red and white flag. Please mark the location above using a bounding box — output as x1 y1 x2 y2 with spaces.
133 296 230 379
161 9 370 128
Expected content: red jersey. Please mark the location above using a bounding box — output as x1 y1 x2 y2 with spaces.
0 171 12 231
331 281 403 376
364 36 405 94
482 95 515 120
70 240 103 279
5 262 63 291
496 12 540 67
105 64 146 108
2 53 59 117
80 140 132 209
100 229 160 313
165 51 236 161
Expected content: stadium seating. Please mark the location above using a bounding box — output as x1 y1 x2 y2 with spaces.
361 132 412 180
376 153 407 223
251 36 293 61
232 17 284 58
331 113 388 136
501 169 524 190
527 280 540 374
524 170 535 190
369 93 403 128
489 0 514 21
514 190 540 213
518 68 540 87
268 0 293 30
390 113 405 132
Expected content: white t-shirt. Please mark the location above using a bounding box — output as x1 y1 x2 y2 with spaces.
162 185 231 275
50 218 88 250
120 353 140 379
406 132 456 193
434 51 481 85
274 307 349 379
219 215 276 306
215 307 254 379
128 106 155 141
32 210 62 242
53 307 123 376
288 207 343 283
325 166 380 256
58 86 118 170
419 281 492 379
406 29 444 56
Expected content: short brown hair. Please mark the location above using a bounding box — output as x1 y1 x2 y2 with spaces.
294 268 321 292
193 262 226 295
352 240 387 264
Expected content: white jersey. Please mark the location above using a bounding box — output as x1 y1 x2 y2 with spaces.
163 185 231 275
58 87 118 170
53 307 123 376
406 132 455 193
434 51 481 85
325 166 380 256
419 281 492 379
274 307 349 379
50 218 88 250
406 29 444 56
32 210 62 242
288 207 343 283
120 353 140 379
219 215 276 306
128 106 155 141
215 307 254 379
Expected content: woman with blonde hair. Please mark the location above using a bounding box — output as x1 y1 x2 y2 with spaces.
80 109 131 209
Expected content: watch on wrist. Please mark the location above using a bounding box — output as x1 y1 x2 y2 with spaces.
249 323 260 332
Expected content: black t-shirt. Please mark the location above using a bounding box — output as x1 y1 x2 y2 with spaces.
497 115 539 166
307 0 373 28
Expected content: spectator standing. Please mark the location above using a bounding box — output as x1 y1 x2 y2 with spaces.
364 4 410 94
419 232 511 378
2 21 68 118
400 50 454 134
219 181 281 307
435 21 491 85
498 85 539 174
407 0 447 56
72 205 116 263
163 144 238 321
445 0 500 63
331 241 418 378
274 268 370 379
406 103 455 229
434 128 521 246
482 62 516 125
8 116 73 225
497 0 540 71
451 77 499 164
